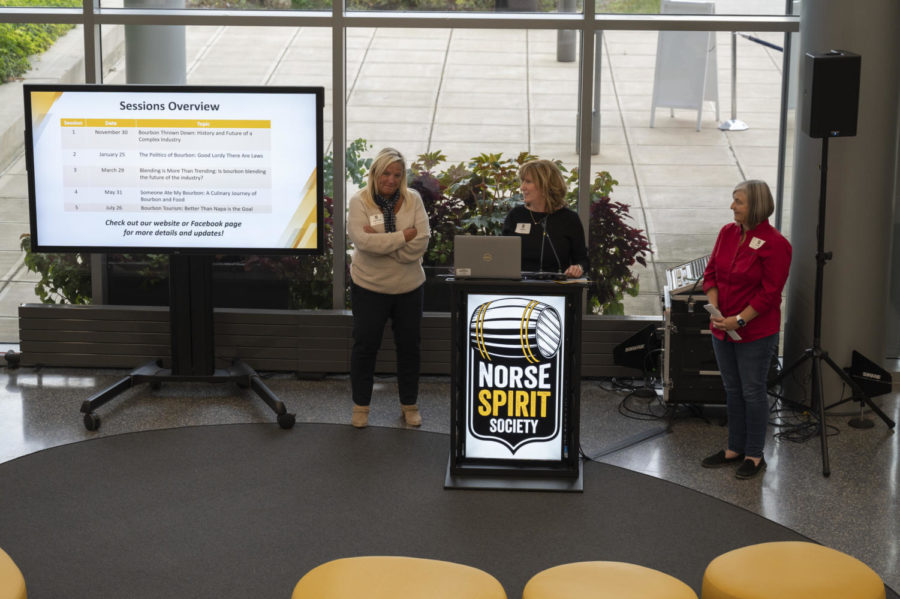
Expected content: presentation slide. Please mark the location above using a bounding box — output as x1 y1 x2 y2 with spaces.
26 86 322 253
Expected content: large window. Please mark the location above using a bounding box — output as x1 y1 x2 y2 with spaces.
346 28 578 161
601 27 795 313
98 24 336 310
0 20 90 327
0 3 798 319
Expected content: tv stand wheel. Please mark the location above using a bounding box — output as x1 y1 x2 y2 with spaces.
278 413 296 430
84 413 101 431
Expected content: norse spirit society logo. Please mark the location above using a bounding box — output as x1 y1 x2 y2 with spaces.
465 295 565 460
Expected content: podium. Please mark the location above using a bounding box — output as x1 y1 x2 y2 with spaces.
445 278 586 492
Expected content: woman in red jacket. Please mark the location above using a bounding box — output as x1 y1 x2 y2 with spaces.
701 180 791 479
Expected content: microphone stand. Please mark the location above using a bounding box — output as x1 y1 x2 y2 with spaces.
543 214 564 274
538 213 546 272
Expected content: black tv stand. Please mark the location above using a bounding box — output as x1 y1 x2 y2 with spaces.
80 255 296 431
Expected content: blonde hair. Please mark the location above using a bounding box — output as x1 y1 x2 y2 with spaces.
734 179 775 229
518 159 568 213
363 147 409 208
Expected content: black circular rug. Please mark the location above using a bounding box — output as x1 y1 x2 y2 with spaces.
0 423 873 599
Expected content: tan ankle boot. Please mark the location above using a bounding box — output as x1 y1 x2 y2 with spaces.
401 404 422 427
351 405 369 428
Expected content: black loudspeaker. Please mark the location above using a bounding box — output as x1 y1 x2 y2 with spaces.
843 350 892 398
613 324 660 374
801 50 861 138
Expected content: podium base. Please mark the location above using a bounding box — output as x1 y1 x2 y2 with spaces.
444 457 583 492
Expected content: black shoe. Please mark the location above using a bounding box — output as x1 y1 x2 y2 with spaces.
735 457 767 479
701 450 745 468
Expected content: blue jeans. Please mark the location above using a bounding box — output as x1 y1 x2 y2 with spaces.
350 282 423 407
711 333 778 459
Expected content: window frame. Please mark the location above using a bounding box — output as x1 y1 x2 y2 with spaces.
0 1 799 309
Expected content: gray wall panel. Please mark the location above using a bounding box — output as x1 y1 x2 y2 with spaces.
18 304 662 378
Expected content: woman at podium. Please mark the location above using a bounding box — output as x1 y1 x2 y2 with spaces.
347 147 431 429
501 159 588 278
701 180 791 479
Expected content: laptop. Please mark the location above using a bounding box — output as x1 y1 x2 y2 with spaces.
453 235 522 279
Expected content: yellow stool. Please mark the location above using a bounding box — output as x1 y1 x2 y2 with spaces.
291 556 506 599
701 541 885 599
522 561 698 599
0 547 27 599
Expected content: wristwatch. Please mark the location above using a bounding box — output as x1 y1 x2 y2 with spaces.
736 316 747 328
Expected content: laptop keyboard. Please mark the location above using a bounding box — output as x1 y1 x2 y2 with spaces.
521 271 569 281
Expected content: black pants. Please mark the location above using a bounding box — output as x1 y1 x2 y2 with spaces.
350 282 423 407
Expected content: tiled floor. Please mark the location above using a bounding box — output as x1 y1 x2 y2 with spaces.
0 367 897 593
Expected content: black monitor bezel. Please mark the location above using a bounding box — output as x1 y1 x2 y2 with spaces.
23 83 325 256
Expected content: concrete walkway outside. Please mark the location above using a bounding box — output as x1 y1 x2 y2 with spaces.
0 15 795 344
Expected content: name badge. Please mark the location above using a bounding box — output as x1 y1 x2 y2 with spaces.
749 237 765 250
515 222 531 234
369 213 385 227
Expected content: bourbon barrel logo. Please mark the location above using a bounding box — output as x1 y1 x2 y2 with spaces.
467 297 563 454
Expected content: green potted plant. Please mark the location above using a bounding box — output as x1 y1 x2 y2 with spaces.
19 234 91 304
409 151 651 314
570 169 652 314
410 151 538 310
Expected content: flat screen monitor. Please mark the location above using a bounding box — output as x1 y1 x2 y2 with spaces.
23 84 324 255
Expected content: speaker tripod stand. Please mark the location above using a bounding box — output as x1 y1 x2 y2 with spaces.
769 135 894 478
